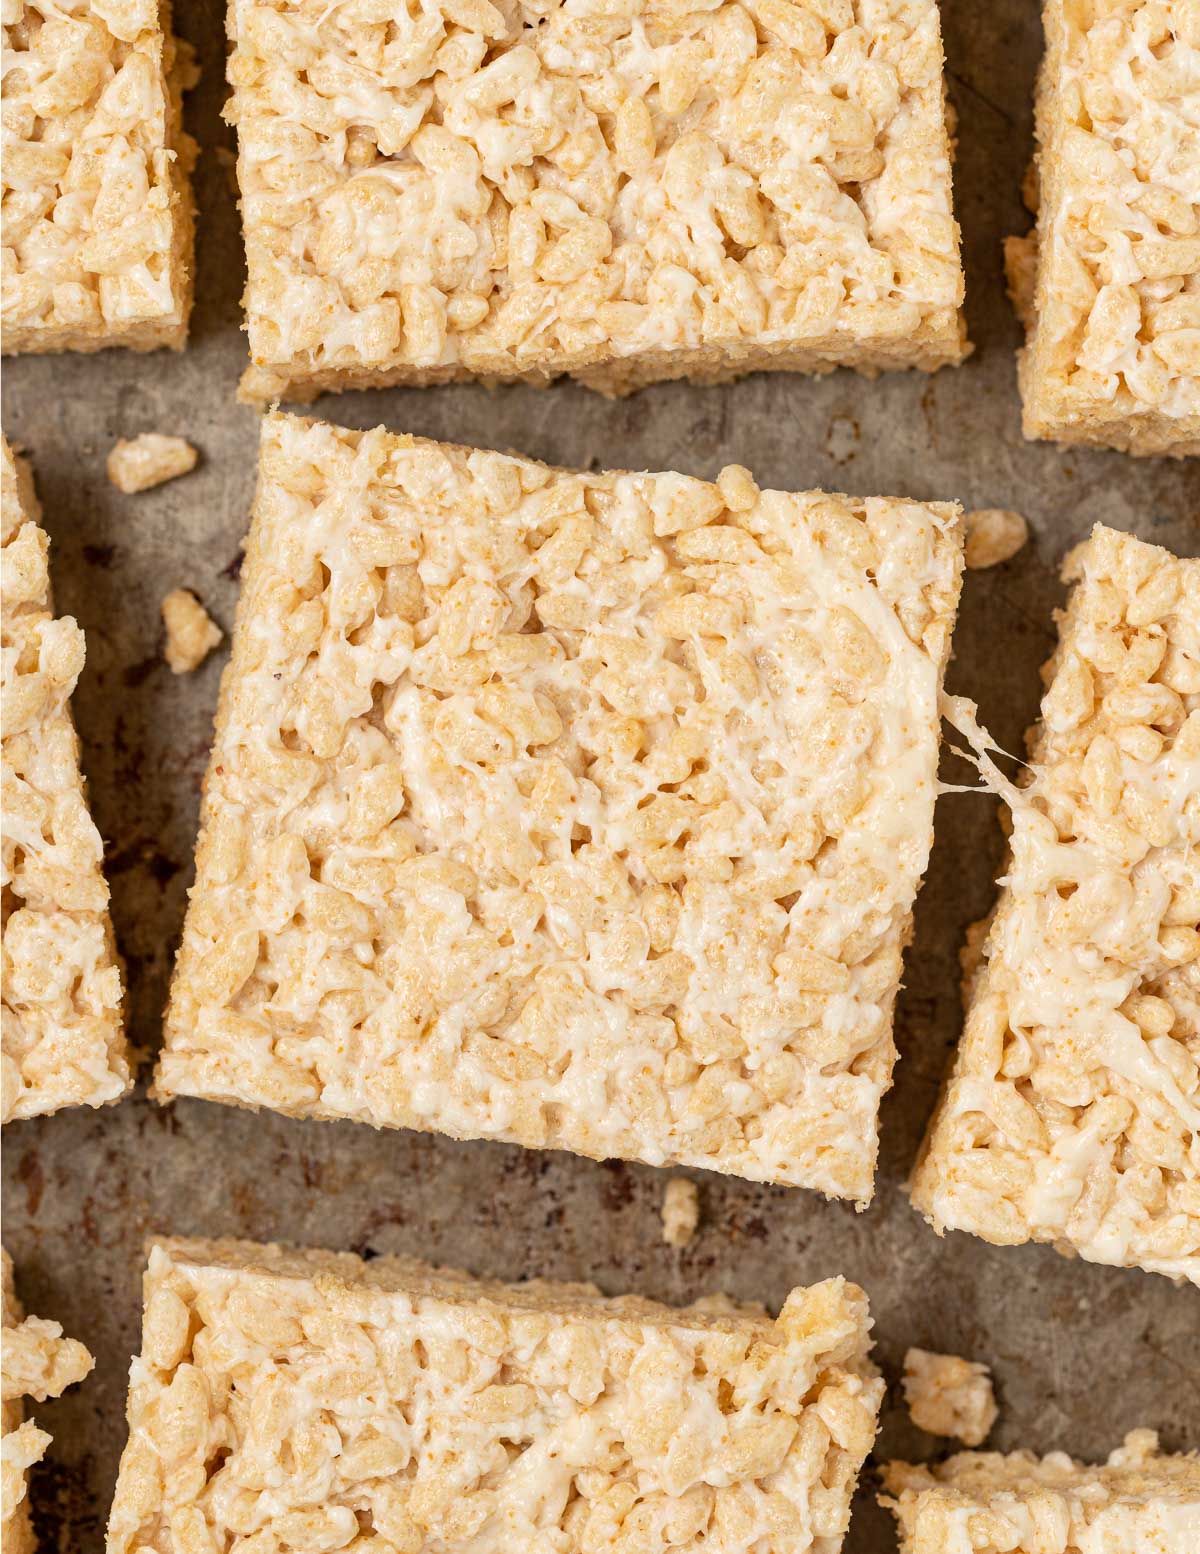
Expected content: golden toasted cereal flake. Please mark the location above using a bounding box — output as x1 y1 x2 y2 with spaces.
1 441 129 1121
1012 2 1200 458
228 0 968 403
106 1236 884 1553
160 587 221 674
157 414 965 1204
106 433 197 494
901 1347 997 1447
882 1431 1200 1554
914 527 1200 1285
1 0 197 355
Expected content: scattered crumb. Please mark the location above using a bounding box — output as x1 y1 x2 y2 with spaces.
661 1177 700 1248
107 434 198 494
161 590 222 674
902 1348 998 1447
964 508 1030 570
1003 234 1037 329
1021 159 1039 215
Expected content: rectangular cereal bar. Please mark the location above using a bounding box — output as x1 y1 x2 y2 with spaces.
1 0 196 354
229 0 968 405
1 440 130 1120
882 1431 1200 1553
1007 1 1200 457
106 1235 884 1552
2 1248 94 1554
912 525 1200 1283
157 414 964 1202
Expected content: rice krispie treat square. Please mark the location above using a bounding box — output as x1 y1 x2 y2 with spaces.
912 526 1200 1283
1008 1 1200 458
2 1249 94 1554
157 413 964 1203
106 1235 884 1553
228 0 968 405
1 441 129 1121
881 1430 1200 1554
1 0 196 355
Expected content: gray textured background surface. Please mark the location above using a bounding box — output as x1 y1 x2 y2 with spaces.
2 0 1198 1547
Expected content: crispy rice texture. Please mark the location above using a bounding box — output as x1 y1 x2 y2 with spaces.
1 0 197 355
912 526 1200 1284
881 1430 1200 1554
106 1235 883 1553
1 441 129 1121
1011 0 1200 458
1 1249 94 1554
156 414 963 1203
228 0 968 404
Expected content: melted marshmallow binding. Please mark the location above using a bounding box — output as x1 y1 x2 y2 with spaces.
1009 0 1200 457
156 413 964 1203
228 0 968 404
1 440 129 1122
106 1235 883 1553
881 1431 1200 1554
1 0 197 354
913 525 1200 1284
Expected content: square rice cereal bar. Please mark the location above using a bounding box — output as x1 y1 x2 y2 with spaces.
228 0 968 405
1007 1 1200 458
156 412 964 1203
912 526 1200 1283
1 441 129 1120
881 1430 1200 1554
106 1235 884 1552
1 0 196 355
2 1248 95 1554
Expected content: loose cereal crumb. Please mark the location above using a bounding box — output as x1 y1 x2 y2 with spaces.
902 1347 997 1447
661 1177 700 1247
964 509 1030 570
156 413 967 1206
913 526 1200 1285
1 441 130 1123
161 590 222 675
882 1432 1200 1554
107 435 198 495
106 1236 885 1553
2 1250 94 1554
1021 160 1040 216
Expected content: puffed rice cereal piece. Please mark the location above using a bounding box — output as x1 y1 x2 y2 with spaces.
913 526 1200 1284
1 440 129 1122
2 1249 94 1554
963 509 1030 571
902 1347 997 1447
1 0 197 355
106 1235 885 1554
662 1176 700 1247
160 587 221 674
155 413 966 1205
882 1430 1200 1554
228 0 969 405
1010 1 1200 458
106 434 197 494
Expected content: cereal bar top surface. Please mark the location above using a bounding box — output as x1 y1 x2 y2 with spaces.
230 0 966 398
913 525 1200 1283
1 440 129 1120
1022 0 1200 454
159 414 963 1202
1 0 194 351
106 1234 883 1553
882 1430 1200 1554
